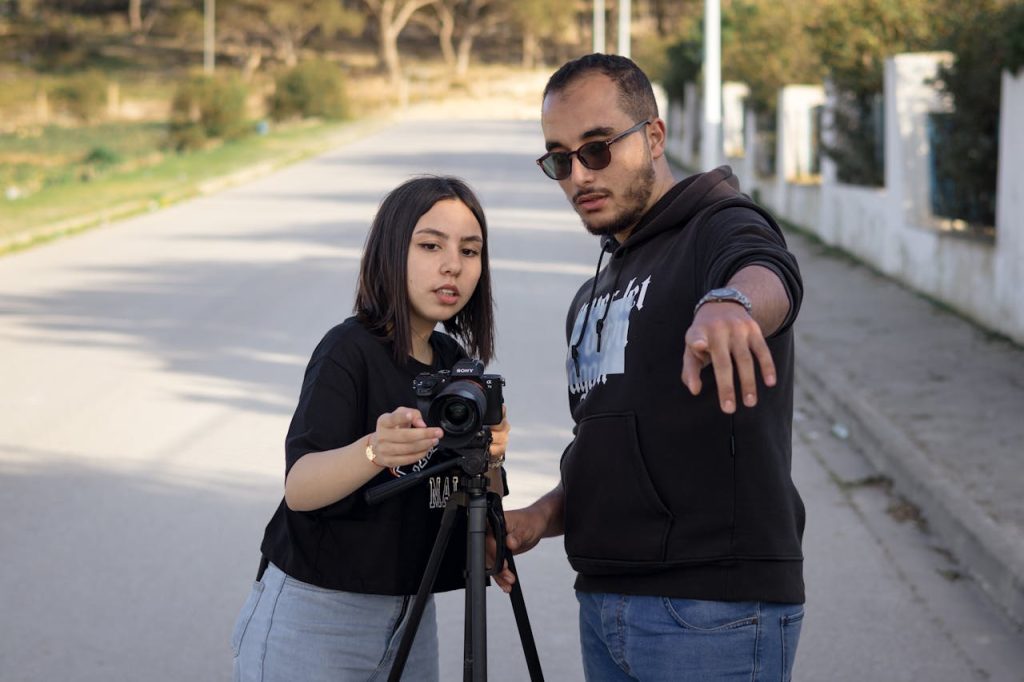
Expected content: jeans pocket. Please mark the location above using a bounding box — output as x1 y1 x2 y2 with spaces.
655 598 760 678
781 609 804 682
663 598 760 631
230 581 265 658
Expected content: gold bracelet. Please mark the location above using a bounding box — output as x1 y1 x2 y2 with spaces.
487 452 505 470
365 437 382 467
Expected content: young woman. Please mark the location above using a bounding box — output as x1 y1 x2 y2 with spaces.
231 176 508 682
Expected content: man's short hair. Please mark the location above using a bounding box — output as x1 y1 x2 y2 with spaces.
543 53 659 123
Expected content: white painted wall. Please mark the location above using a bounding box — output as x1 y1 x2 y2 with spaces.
879 55 1007 337
660 56 1024 343
732 109 760 194
723 82 749 158
777 85 826 182
773 85 826 222
994 70 1024 340
664 89 687 164
886 53 955 231
680 83 700 170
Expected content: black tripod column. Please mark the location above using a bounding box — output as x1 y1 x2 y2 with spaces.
463 474 490 682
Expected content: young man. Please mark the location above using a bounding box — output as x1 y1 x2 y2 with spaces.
496 54 806 680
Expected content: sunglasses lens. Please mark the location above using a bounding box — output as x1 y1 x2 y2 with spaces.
541 153 571 180
578 142 611 171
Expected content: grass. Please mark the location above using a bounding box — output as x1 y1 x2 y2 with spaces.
0 117 380 254
0 122 168 190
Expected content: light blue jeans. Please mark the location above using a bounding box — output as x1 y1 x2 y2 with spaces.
577 592 803 682
231 563 439 682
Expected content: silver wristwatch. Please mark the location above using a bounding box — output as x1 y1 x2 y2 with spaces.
694 287 752 315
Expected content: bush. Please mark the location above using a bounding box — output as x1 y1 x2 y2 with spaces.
51 70 108 122
662 39 703 106
933 1 1024 229
269 60 348 121
810 0 959 187
823 90 885 187
168 74 249 150
632 35 675 91
83 145 121 166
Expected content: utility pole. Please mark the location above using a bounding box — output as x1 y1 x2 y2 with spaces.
701 0 722 170
593 0 605 53
204 0 215 74
617 0 631 58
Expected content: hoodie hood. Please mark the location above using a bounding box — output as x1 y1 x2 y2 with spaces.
615 165 742 255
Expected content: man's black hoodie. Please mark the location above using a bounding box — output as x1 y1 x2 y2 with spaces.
560 166 805 603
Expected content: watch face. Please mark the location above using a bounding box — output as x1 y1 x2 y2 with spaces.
709 288 735 297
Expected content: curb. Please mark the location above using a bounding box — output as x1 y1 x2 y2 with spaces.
796 340 1024 628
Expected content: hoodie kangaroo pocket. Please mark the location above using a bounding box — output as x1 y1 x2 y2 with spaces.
562 412 672 571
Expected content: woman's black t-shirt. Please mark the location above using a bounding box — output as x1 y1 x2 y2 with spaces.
259 317 470 594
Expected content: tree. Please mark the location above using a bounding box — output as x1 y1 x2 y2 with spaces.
507 0 576 69
218 0 363 76
362 0 438 86
127 0 175 40
419 0 531 78
722 0 824 114
416 1 456 70
451 0 497 78
129 0 141 31
648 0 701 38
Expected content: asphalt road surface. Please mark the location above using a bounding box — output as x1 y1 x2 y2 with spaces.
1 117 1022 681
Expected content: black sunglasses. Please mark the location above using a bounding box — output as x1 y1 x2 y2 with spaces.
536 119 651 180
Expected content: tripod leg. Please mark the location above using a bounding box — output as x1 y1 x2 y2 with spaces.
465 484 489 682
388 495 461 682
463 579 473 680
506 555 545 681
484 490 544 680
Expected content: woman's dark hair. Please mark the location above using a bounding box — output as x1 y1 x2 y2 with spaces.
543 53 659 124
355 175 495 364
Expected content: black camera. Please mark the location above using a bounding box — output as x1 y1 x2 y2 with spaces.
413 358 505 449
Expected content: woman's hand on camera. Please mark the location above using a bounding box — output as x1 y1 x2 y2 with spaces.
368 408 442 468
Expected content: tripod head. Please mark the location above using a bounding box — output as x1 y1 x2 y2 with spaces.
364 429 508 575
363 428 493 504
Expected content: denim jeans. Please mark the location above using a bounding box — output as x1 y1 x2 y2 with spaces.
577 592 803 682
231 563 439 682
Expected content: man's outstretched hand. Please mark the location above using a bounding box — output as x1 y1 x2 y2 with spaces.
681 301 777 413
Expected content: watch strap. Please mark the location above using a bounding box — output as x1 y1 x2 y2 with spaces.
694 287 752 315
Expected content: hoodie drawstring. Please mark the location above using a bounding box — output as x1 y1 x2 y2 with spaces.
571 236 617 377
595 263 623 353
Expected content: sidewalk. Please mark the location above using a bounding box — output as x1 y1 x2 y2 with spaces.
787 230 1024 628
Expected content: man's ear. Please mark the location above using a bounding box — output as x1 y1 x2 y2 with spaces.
647 118 667 159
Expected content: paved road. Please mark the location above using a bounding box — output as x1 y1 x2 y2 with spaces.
1 117 1022 681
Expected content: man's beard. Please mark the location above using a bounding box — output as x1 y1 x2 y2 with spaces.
579 161 656 239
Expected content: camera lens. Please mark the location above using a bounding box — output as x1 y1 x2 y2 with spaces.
429 380 487 447
443 400 469 425
439 397 475 434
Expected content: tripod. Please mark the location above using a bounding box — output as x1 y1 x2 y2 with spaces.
365 437 545 682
